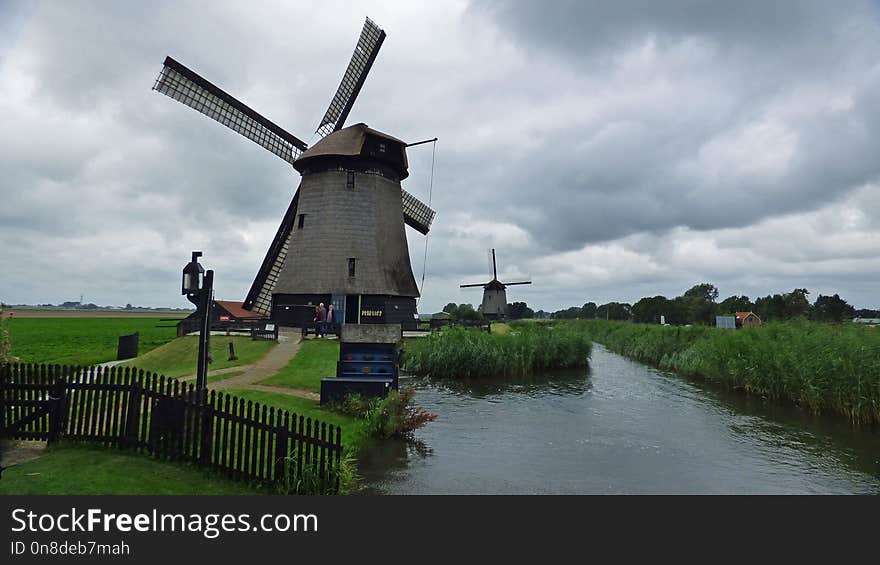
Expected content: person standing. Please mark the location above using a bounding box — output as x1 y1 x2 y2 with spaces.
316 302 327 337
325 304 335 337
314 303 326 338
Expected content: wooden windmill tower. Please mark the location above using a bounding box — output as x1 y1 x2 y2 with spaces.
460 249 531 319
152 18 435 326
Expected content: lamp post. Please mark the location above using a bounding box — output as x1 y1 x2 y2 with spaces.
182 251 213 398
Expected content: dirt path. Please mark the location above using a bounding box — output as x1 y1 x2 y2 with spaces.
1 440 47 471
194 329 318 400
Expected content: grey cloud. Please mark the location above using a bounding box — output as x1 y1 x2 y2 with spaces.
3 0 880 312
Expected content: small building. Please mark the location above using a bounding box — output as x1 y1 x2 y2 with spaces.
735 311 762 328
177 300 268 336
716 316 736 330
853 317 880 326
213 300 266 323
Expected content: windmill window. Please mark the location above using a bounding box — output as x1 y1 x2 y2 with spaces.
378 142 387 153
297 214 305 229
348 258 356 277
347 171 355 190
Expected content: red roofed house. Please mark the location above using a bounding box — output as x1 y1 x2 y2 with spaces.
735 311 762 328
213 300 266 323
177 300 268 336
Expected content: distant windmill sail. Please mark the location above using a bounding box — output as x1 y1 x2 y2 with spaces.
459 248 531 319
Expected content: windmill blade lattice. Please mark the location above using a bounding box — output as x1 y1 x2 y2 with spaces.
153 57 308 165
401 188 435 234
315 17 386 138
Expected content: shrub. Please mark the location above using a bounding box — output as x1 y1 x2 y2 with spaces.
334 388 437 439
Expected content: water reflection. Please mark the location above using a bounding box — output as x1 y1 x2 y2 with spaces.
671 372 880 479
359 344 880 494
405 367 592 399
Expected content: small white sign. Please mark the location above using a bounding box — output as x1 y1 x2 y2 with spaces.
265 323 275 331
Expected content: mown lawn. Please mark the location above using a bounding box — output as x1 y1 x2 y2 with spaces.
6 318 179 366
121 335 275 377
257 339 339 392
0 443 262 495
228 389 370 456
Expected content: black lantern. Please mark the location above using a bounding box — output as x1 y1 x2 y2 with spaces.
181 250 213 399
182 251 204 301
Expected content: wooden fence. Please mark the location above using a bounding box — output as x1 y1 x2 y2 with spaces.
0 362 343 494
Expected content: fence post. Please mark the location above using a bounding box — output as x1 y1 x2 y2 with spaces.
274 411 290 487
0 364 10 436
0 363 8 437
123 374 142 449
199 390 215 466
335 426 342 494
47 373 66 444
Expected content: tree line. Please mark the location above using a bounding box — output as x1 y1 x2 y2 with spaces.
548 284 875 324
438 285 879 325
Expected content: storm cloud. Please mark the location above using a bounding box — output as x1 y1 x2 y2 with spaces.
2 0 880 312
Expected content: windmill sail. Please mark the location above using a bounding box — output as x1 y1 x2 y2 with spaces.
401 188 435 234
243 187 301 315
315 17 386 138
153 56 307 165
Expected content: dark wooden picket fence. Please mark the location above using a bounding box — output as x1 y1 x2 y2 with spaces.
0 362 343 494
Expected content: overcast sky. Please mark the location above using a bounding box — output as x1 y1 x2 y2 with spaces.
2 0 880 313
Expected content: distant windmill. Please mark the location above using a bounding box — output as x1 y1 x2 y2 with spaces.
152 18 436 326
460 249 531 319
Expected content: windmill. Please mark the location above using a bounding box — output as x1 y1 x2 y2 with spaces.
460 249 531 319
152 18 435 326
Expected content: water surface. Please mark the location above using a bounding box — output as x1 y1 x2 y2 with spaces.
357 344 880 494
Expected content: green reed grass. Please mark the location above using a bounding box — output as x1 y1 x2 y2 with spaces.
569 319 880 424
401 325 592 379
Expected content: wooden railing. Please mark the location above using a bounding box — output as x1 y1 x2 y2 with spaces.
0 363 342 494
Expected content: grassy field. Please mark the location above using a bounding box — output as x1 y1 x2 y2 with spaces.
5 309 190 318
120 335 276 377
258 339 339 392
402 324 592 379
0 443 261 495
6 317 179 366
572 319 880 424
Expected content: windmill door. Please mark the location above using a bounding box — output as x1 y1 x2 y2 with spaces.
345 295 359 324
331 294 346 326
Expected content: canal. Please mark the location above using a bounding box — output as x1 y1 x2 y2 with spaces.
357 344 880 494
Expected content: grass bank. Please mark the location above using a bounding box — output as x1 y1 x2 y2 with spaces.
258 339 338 392
571 319 880 424
228 390 371 457
401 324 592 379
0 443 261 495
120 335 275 377
6 317 178 366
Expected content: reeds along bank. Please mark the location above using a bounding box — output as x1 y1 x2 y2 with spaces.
568 319 880 424
402 325 592 379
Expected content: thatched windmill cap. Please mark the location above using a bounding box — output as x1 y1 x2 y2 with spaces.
294 122 409 179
